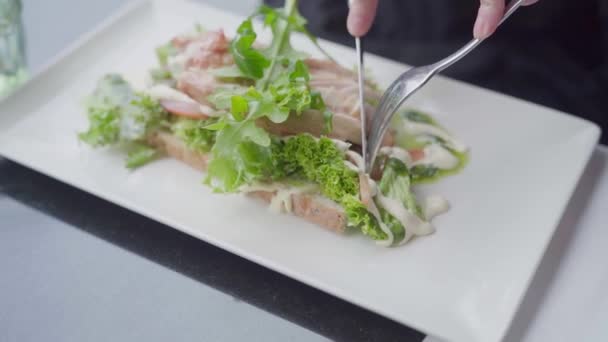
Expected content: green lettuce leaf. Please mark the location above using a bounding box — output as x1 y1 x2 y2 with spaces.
375 157 424 243
156 42 178 67
230 19 270 79
378 158 422 217
79 105 121 147
257 3 335 62
126 143 159 169
79 74 167 168
171 118 217 153
342 196 387 241
205 120 271 191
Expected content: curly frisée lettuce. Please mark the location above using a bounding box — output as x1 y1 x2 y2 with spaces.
206 133 387 240
79 74 167 168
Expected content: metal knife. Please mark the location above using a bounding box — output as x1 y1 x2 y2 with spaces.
355 37 368 172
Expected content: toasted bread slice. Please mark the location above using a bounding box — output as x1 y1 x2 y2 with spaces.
147 131 348 233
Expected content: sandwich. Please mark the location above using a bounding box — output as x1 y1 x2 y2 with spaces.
79 0 468 247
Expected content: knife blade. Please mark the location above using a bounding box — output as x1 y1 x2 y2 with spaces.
355 37 368 172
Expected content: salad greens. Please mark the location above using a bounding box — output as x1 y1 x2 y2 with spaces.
375 157 428 244
79 74 167 168
204 0 332 193
126 143 159 170
171 118 217 153
379 158 422 218
80 0 468 246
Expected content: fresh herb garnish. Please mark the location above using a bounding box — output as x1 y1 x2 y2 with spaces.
205 0 334 192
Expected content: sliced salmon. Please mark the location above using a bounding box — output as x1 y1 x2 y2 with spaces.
160 99 209 119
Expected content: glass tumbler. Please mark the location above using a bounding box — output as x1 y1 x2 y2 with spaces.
0 0 26 98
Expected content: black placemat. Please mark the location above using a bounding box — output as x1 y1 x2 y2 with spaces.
0 158 425 342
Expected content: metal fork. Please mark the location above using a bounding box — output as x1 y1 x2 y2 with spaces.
364 0 526 172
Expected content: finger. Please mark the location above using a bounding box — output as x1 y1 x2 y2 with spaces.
473 0 505 39
347 0 379 37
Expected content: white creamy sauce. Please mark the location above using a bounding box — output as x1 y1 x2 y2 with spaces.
201 104 225 117
349 98 361 116
403 120 468 153
345 150 365 171
423 195 450 220
364 179 394 246
146 84 196 103
167 53 188 78
379 146 413 166
240 125 454 246
119 113 146 140
120 72 150 93
239 182 284 193
414 144 460 170
376 194 435 245
144 84 224 117
240 182 318 214
331 139 352 152
343 161 360 173
270 189 293 213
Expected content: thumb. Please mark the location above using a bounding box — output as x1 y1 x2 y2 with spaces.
347 0 379 37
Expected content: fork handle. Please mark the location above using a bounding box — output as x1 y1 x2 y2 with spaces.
431 0 526 73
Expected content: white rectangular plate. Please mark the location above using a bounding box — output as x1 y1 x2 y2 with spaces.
0 1 600 341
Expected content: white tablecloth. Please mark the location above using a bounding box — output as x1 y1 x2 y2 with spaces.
426 145 608 341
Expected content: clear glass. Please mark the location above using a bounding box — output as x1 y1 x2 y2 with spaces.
0 0 27 98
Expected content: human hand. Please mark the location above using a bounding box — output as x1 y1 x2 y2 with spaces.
473 0 539 38
346 0 540 38
347 0 379 37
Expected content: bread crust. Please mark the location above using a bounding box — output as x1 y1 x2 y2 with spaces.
147 131 347 233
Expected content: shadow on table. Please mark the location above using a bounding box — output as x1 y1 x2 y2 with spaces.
0 158 424 342
502 149 607 342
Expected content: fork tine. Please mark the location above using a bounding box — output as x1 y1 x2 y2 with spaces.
365 0 525 172
365 77 407 170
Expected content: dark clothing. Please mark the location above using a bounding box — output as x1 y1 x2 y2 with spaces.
267 0 608 143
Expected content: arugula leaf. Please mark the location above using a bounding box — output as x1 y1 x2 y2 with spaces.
256 0 307 89
230 19 271 79
231 95 249 121
311 91 332 133
257 4 336 62
208 87 246 110
126 143 159 169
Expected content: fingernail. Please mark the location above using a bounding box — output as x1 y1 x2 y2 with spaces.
474 16 490 39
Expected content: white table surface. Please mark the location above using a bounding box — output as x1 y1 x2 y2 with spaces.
16 1 608 341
